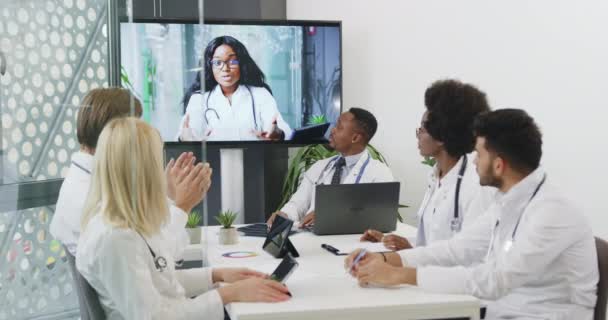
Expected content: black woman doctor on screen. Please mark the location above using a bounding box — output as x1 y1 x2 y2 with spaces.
177 36 292 141
362 79 493 250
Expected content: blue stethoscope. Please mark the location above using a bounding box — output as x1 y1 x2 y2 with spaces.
419 155 468 233
486 174 547 259
203 85 259 131
315 154 372 185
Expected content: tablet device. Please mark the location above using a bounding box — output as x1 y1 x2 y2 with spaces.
270 254 299 284
263 215 300 258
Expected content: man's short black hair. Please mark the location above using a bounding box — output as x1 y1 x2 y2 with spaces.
474 108 542 173
424 79 491 157
349 107 378 143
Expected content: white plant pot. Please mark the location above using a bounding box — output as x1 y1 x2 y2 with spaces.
219 227 238 245
186 227 202 245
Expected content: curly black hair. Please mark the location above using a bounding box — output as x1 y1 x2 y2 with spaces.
474 108 542 174
182 36 272 112
424 79 491 157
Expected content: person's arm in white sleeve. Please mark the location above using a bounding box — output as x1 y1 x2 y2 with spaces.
258 88 292 139
97 232 224 320
176 94 205 141
176 267 216 297
400 207 494 268
461 186 494 231
275 112 293 140
415 200 587 300
163 204 190 260
371 162 394 182
280 170 316 222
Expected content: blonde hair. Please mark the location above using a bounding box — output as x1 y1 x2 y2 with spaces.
81 117 168 236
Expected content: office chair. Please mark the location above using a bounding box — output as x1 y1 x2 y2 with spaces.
595 237 608 320
64 246 106 320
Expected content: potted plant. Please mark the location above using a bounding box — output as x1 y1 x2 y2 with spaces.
185 211 202 244
216 210 239 245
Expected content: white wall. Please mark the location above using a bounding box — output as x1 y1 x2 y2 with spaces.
288 0 608 237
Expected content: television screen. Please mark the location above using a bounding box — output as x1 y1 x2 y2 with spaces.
119 20 341 143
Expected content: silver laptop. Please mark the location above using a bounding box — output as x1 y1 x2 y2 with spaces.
313 182 400 235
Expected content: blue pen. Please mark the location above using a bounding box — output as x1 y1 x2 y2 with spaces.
349 249 368 272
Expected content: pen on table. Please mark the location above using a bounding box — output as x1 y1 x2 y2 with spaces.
321 243 340 255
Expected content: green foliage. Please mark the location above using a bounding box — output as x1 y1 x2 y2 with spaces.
186 211 202 228
120 66 136 93
308 114 328 125
422 156 436 167
277 144 337 210
215 210 239 229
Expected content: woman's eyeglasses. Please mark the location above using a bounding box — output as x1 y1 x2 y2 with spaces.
210 59 240 70
416 126 428 136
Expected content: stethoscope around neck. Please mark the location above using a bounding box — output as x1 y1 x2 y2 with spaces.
315 154 372 185
72 160 91 175
139 234 168 272
73 160 170 272
485 173 547 259
203 85 259 131
419 155 468 233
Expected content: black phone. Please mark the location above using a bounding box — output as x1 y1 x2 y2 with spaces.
270 254 299 284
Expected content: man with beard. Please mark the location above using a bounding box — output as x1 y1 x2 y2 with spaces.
345 109 598 320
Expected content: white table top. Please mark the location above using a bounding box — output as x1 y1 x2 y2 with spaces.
189 223 480 320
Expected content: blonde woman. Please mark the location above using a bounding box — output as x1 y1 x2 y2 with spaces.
76 118 291 319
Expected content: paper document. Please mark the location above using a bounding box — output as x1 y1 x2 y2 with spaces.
337 242 390 254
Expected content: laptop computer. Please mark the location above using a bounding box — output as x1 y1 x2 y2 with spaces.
313 182 400 235
289 123 330 143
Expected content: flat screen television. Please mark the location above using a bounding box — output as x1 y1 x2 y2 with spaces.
119 19 342 144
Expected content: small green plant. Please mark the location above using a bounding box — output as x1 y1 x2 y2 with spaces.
308 114 327 125
215 210 238 229
422 156 436 167
186 211 202 228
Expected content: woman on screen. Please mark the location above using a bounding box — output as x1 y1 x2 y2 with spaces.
177 36 292 141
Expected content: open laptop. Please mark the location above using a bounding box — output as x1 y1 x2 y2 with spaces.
313 182 400 235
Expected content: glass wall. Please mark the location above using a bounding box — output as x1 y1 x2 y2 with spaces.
1 0 208 317
1 0 109 318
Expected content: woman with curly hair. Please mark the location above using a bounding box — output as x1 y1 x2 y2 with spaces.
362 79 493 250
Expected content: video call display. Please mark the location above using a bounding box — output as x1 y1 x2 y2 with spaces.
120 21 342 143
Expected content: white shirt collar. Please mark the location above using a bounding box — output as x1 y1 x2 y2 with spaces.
72 150 94 173
340 149 367 169
495 167 546 208
211 84 248 102
430 155 467 187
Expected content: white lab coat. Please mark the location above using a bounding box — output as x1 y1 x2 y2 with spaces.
76 214 224 320
281 149 394 223
49 151 189 258
415 154 495 246
177 85 293 141
399 168 598 320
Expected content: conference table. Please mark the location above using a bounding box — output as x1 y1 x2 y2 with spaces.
185 223 480 320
